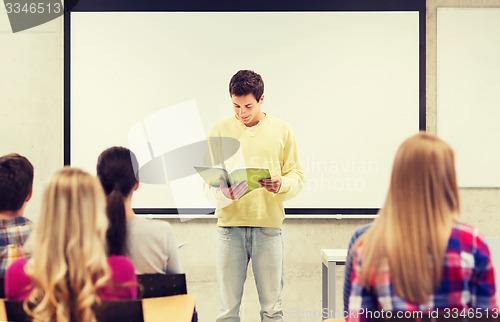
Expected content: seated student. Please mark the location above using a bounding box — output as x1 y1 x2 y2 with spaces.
0 153 34 277
343 224 370 316
97 146 182 274
347 132 497 321
5 167 137 321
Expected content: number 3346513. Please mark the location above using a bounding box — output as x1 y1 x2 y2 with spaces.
5 2 62 14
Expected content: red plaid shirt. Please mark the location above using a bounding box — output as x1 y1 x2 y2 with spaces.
347 223 497 322
0 217 32 276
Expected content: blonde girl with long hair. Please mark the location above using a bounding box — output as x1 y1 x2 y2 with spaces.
5 167 137 322
347 132 497 321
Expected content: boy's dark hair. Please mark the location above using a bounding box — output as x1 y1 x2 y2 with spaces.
96 146 139 256
0 153 34 212
229 70 264 101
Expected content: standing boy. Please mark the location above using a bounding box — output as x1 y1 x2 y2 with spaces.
0 153 34 276
206 70 304 321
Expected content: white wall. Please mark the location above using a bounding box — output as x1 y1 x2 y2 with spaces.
1 1 500 321
0 4 63 223
437 8 500 187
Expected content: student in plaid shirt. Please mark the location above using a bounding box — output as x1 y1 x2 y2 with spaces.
0 153 34 276
346 132 497 322
343 224 370 316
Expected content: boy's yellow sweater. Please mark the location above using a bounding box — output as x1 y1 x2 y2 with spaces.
206 114 304 228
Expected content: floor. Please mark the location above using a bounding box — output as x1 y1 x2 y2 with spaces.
187 266 345 322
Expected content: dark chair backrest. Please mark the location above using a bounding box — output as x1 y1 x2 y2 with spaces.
137 273 187 298
4 299 145 322
0 277 4 298
4 300 30 322
94 300 144 322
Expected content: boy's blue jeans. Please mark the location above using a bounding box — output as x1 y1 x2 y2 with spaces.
216 226 284 322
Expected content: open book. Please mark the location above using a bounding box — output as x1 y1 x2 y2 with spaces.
194 166 271 195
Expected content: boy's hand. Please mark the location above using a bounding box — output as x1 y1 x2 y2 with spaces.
259 176 281 193
220 178 248 200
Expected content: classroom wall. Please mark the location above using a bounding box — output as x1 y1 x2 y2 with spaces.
426 0 500 236
1 0 500 319
0 5 63 216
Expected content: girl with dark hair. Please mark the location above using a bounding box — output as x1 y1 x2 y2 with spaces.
97 146 182 274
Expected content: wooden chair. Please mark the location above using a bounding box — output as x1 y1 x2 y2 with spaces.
137 273 197 321
0 295 196 322
142 295 196 322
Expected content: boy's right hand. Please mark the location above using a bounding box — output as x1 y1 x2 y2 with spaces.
219 178 248 200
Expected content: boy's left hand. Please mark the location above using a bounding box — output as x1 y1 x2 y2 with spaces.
259 176 281 193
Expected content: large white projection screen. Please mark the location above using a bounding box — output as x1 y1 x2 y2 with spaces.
70 11 420 214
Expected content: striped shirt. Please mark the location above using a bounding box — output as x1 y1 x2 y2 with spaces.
347 223 497 321
0 217 33 277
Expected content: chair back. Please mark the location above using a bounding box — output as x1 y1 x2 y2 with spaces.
4 299 145 322
4 300 30 322
138 273 187 298
0 278 4 298
94 300 144 322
